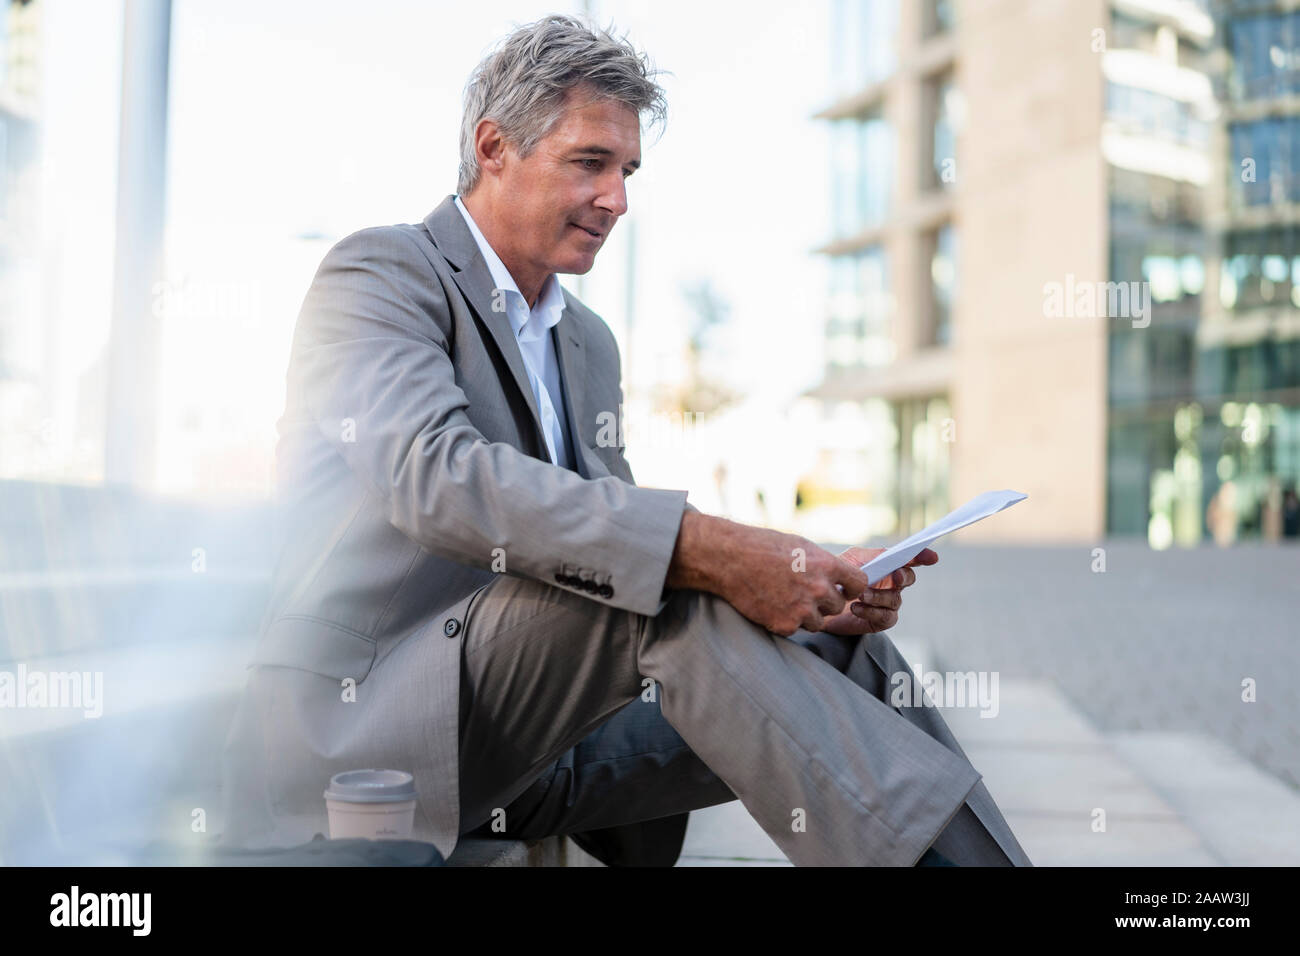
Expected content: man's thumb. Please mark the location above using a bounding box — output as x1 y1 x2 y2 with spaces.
838 546 883 567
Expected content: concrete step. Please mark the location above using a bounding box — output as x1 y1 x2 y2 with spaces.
0 632 615 867
0 634 255 865
1106 730 1300 865
0 632 255 738
445 836 603 867
678 801 791 866
10 826 597 867
933 676 1219 865
0 568 271 659
0 479 275 575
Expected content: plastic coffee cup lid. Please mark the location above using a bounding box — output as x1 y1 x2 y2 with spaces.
324 769 417 804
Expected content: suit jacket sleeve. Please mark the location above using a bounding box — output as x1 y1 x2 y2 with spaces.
290 225 689 618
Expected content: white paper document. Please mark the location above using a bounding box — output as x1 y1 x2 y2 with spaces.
858 489 1027 587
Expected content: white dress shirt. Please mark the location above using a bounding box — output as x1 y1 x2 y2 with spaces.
454 194 574 470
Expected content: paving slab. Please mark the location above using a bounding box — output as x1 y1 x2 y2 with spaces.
932 676 1219 865
677 799 791 866
1108 730 1300 866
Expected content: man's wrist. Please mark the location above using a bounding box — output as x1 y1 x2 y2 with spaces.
665 509 729 595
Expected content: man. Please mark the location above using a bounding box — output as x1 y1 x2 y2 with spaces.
218 14 1031 867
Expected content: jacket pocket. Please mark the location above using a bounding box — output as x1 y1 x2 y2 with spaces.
249 615 378 682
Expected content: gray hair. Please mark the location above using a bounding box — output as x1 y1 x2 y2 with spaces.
457 14 669 196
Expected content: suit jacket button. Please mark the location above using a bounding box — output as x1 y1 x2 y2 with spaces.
581 579 598 593
554 573 567 584
598 584 614 599
444 619 460 638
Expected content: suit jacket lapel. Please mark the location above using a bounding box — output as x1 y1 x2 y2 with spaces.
552 302 595 479
422 195 550 457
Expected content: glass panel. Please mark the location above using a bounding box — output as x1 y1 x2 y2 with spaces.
1228 11 1300 101
827 247 892 368
1229 116 1300 207
925 70 958 190
928 224 957 346
1107 81 1210 146
924 0 954 38
1223 228 1300 312
830 110 891 238
896 396 951 535
830 0 898 97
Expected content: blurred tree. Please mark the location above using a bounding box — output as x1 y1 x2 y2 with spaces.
674 277 740 417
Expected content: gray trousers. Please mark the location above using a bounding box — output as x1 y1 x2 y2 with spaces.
455 576 1030 866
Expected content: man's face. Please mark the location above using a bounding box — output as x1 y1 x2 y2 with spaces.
491 86 641 278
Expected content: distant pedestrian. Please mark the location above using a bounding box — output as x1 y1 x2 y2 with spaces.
1207 480 1239 546
1283 484 1300 539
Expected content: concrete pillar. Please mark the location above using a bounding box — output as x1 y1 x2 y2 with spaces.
104 0 171 488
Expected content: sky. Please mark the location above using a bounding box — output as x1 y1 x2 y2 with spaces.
33 0 840 497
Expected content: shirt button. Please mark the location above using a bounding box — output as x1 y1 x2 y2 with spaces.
444 619 461 638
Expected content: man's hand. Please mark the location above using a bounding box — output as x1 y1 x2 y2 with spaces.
817 546 939 636
665 512 936 638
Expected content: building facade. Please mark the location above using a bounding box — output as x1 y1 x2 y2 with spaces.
807 0 1300 545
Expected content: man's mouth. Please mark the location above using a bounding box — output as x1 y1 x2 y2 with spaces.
571 223 602 239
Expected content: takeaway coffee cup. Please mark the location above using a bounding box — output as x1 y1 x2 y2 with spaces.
324 769 418 840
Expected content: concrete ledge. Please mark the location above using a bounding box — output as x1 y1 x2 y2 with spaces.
934 676 1219 865
1108 730 1300 866
444 835 605 867
443 837 532 867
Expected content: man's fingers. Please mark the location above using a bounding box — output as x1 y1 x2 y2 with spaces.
858 588 902 611
832 558 872 597
834 546 932 594
849 602 899 631
817 586 847 617
906 548 939 567
875 562 922 590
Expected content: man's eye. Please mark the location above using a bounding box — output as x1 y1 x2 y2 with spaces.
578 158 632 177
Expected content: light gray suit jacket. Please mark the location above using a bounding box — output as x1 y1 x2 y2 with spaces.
218 194 695 864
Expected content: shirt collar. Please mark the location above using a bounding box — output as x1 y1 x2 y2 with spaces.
454 194 566 338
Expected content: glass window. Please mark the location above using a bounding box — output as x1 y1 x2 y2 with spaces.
830 119 858 238
830 110 892 238
827 255 863 367
1106 82 1209 147
895 395 951 535
827 247 892 368
924 70 959 190
830 0 898 97
926 224 957 347
1229 11 1300 101
1223 228 1300 312
923 0 954 39
1110 9 1161 56
1229 117 1300 207
1109 166 1203 228
860 247 893 365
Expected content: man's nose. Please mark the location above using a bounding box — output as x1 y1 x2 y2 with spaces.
594 172 628 219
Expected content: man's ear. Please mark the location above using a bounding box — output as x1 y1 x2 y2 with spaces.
474 118 508 177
